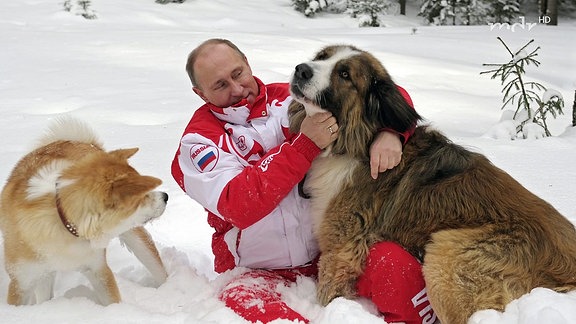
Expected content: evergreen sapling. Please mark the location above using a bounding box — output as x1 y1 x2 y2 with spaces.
481 37 564 138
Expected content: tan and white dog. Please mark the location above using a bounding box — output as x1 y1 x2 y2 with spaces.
289 45 576 324
0 117 168 306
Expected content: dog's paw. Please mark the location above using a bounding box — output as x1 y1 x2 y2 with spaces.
317 280 357 306
317 281 341 306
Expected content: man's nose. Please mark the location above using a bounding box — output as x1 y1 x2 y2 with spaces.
230 80 244 95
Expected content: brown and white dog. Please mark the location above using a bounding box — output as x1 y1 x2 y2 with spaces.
288 45 576 324
0 117 168 306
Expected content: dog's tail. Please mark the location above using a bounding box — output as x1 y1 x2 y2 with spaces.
35 115 103 149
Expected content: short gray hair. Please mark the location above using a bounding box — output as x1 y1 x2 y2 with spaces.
185 38 246 88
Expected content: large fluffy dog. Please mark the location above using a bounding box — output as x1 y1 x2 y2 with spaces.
0 117 168 306
289 45 576 323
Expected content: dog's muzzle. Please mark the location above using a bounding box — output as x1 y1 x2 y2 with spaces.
290 63 314 99
294 63 314 81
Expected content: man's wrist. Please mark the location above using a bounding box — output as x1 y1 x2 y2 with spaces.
378 128 407 145
292 133 322 162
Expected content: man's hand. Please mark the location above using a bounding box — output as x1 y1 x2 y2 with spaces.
300 112 338 149
370 131 403 179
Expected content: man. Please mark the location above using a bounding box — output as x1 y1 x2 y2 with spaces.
172 38 435 324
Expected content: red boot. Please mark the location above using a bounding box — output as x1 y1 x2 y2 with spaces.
219 269 308 323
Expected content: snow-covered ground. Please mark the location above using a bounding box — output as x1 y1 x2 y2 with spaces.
1 0 575 323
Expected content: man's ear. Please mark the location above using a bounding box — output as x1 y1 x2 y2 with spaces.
244 58 255 79
193 86 209 103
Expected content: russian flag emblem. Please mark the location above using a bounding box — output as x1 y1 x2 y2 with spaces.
198 151 216 170
190 144 219 172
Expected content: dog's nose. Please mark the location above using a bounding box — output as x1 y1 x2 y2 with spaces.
294 63 313 80
161 192 168 203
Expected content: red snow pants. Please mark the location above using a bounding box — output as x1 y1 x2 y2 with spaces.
219 241 436 324
356 242 437 324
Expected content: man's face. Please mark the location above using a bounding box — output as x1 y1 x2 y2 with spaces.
193 44 259 108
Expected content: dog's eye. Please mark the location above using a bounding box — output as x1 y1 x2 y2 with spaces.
339 70 350 80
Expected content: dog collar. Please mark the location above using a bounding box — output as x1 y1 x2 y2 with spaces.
55 188 79 237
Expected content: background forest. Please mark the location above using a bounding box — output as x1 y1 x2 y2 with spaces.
69 0 576 27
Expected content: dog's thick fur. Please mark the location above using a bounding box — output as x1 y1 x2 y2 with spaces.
0 117 168 306
289 45 576 323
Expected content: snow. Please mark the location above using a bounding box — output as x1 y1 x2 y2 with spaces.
543 88 564 102
1 0 575 323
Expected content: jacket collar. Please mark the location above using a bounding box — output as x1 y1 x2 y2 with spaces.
208 77 268 126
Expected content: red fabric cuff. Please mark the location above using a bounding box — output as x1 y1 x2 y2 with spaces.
291 133 322 162
379 128 411 145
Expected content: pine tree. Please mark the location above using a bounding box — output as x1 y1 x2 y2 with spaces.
460 0 490 25
487 0 521 23
348 0 392 26
419 0 454 25
292 0 323 17
419 0 489 25
63 0 97 19
481 37 565 138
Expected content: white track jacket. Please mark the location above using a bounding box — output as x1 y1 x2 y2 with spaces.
172 78 322 273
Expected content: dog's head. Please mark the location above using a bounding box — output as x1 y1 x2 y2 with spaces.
56 148 168 246
289 45 421 159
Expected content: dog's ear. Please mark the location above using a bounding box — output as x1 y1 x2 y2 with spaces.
288 100 307 133
366 77 422 133
109 148 139 160
111 175 162 202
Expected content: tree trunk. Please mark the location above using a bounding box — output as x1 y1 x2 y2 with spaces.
547 0 558 25
452 0 456 25
572 90 576 127
539 0 548 17
399 0 406 15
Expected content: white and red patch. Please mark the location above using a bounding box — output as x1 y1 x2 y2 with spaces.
190 144 219 172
